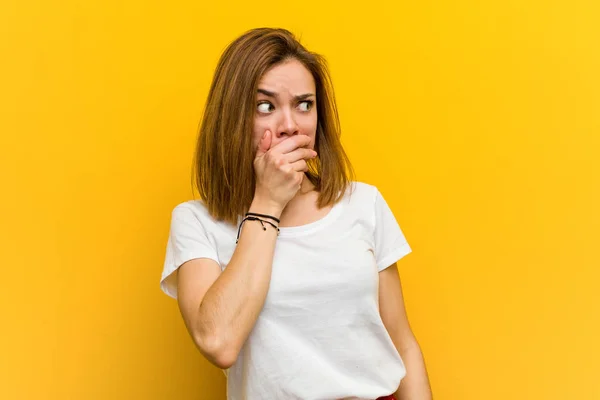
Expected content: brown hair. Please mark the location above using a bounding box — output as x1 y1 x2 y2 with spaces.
193 27 355 226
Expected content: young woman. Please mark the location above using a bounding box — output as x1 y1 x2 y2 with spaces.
160 27 432 400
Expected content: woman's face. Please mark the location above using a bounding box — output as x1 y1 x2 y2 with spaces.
252 58 318 151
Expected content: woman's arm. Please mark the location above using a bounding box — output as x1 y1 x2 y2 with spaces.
176 134 315 369
177 197 282 369
379 263 433 400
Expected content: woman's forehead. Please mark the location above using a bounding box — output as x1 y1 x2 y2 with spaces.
258 59 315 92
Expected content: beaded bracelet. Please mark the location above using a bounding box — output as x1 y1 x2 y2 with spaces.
236 215 280 244
244 212 281 224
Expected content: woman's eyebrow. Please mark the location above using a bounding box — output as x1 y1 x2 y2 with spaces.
294 93 315 101
257 88 315 101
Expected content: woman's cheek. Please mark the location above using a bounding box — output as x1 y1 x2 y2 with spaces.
305 121 318 149
252 120 268 148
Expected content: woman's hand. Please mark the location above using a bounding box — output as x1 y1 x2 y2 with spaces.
253 130 317 210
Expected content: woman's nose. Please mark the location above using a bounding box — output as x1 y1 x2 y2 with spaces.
277 109 299 137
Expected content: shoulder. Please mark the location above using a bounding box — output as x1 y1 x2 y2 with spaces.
345 180 381 204
170 199 217 225
337 181 383 223
172 199 205 216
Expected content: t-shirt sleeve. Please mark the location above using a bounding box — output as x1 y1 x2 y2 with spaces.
160 203 220 299
373 187 412 271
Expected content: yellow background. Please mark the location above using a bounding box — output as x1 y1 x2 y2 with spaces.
2 0 599 399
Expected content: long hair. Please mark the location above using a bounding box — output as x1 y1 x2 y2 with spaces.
193 27 355 226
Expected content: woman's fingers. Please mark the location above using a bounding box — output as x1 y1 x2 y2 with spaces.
285 147 317 164
289 159 309 172
270 135 312 155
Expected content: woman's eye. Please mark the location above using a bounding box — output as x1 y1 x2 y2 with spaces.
298 100 313 112
257 102 274 113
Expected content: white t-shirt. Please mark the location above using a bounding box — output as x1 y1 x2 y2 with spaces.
160 181 412 400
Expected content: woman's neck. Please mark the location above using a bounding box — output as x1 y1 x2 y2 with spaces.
279 177 317 223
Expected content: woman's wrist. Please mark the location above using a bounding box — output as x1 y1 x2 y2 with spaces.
249 195 284 220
